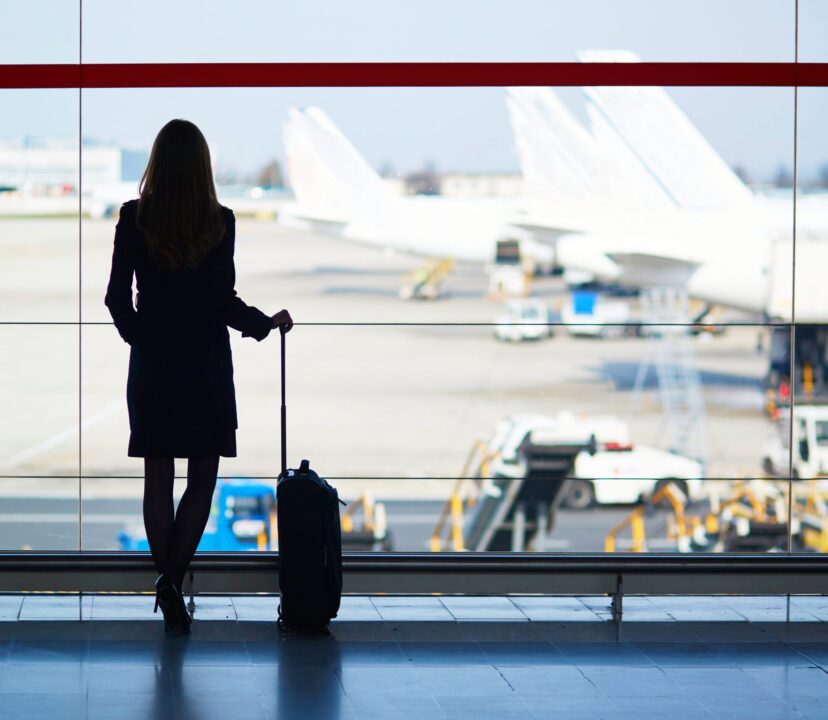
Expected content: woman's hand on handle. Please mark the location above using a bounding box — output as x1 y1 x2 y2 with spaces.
271 309 294 334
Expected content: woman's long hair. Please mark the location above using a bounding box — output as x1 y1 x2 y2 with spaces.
137 119 225 271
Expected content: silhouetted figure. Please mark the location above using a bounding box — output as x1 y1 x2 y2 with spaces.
105 119 293 632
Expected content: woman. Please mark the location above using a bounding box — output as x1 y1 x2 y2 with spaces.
105 119 293 632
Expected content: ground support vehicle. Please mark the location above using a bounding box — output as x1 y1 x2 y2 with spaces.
118 480 277 552
494 299 551 342
339 493 393 551
118 478 391 552
399 258 455 300
559 290 632 338
430 413 704 552
605 477 828 553
763 402 828 481
570 444 703 509
487 239 533 299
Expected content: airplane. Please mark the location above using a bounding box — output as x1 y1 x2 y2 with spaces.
282 106 515 263
279 106 555 296
506 51 826 319
280 55 828 320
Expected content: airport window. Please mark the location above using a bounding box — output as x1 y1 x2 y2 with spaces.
4 0 828 562
799 0 828 62
79 0 795 63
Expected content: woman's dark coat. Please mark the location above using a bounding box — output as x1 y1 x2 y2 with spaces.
105 199 272 458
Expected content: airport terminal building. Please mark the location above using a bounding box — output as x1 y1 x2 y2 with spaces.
2 2 828 719
0 138 146 190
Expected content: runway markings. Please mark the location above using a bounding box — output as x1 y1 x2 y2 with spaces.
3 401 122 470
0 513 138 524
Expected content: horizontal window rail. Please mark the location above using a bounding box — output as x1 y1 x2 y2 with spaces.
0 475 790 481
0 321 804 328
2 552 828 597
1 62 828 89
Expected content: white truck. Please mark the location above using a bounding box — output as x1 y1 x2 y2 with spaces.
487 413 704 509
494 299 551 342
762 403 828 480
570 443 703 509
559 290 632 339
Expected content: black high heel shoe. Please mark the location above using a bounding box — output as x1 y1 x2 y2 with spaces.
154 573 192 633
153 574 175 631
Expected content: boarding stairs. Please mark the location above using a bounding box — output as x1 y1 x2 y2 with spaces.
634 287 708 468
431 437 586 552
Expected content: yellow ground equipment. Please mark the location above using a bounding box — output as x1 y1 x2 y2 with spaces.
487 265 533 300
604 482 689 552
604 478 828 554
794 479 828 552
430 440 499 552
339 493 393 551
399 258 455 300
260 494 392 551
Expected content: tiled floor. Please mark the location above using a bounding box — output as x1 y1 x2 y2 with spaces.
1 595 828 719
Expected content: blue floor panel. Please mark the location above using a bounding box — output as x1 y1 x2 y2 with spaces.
0 595 826 719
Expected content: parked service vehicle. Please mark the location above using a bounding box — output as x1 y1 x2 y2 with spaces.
570 443 704 509
488 413 628 477
118 478 393 551
487 413 704 509
118 479 276 552
494 299 551 342
762 403 828 480
560 290 631 338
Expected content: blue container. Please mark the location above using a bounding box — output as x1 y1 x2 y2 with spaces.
572 290 598 316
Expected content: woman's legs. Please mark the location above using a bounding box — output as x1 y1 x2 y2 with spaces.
143 457 176 575
163 455 220 588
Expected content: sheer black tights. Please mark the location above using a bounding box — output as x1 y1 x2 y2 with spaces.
143 456 219 589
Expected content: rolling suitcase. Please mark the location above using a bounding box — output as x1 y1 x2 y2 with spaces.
276 328 343 632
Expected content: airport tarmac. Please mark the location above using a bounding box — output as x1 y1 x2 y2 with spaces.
0 216 775 550
0 496 680 553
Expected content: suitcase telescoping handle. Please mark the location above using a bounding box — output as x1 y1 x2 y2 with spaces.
280 326 287 476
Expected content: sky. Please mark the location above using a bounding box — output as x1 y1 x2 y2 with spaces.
2 0 827 180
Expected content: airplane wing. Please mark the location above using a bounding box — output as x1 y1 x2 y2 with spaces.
554 234 702 288
276 205 350 235
511 216 586 239
604 251 701 288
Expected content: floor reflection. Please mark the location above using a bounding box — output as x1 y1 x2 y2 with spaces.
2 610 828 720
144 628 348 720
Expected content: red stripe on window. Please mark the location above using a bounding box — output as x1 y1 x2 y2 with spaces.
0 62 826 89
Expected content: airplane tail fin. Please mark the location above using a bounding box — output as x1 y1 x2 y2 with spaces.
283 107 391 221
506 86 595 212
506 85 673 221
578 49 754 211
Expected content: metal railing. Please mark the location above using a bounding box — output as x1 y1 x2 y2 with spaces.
3 551 828 599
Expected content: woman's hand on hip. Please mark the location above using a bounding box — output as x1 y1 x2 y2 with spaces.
271 309 294 333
